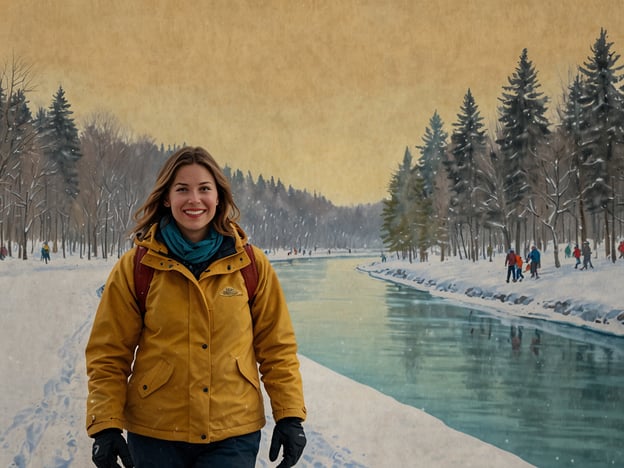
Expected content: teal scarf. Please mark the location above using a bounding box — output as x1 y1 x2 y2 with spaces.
160 218 224 264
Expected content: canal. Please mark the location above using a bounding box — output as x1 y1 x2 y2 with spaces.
273 255 624 468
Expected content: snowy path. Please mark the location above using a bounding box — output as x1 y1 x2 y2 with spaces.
0 318 88 467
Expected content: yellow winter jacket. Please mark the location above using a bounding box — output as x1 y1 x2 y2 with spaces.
85 223 306 443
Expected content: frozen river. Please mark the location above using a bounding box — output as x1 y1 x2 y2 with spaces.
273 255 624 468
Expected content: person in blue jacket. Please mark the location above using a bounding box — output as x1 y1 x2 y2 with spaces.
527 245 541 279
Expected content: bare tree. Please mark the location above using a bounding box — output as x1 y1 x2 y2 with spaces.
77 112 131 258
0 56 37 183
9 146 52 259
526 132 574 267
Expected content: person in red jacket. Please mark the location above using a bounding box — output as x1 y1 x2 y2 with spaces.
86 147 306 468
573 244 581 269
618 240 624 259
505 248 517 283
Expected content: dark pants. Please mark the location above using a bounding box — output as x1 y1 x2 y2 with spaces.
127 431 260 468
506 265 516 282
530 262 539 278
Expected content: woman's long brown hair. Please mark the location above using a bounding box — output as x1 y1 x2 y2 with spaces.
131 146 240 239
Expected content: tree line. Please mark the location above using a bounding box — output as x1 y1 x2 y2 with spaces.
382 29 624 267
0 57 382 260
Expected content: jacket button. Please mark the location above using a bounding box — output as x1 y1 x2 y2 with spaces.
143 385 148 390
203 387 208 393
202 343 208 349
201 434 207 440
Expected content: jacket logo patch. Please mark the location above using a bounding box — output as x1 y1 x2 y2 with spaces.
220 287 242 297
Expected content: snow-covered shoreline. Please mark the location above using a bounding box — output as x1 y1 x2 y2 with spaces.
358 254 624 338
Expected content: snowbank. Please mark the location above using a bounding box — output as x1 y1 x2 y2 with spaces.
358 253 624 337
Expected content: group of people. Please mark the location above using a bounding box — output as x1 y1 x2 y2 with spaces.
0 243 50 261
572 241 594 270
504 245 541 283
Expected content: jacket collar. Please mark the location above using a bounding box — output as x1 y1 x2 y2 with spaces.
136 221 249 261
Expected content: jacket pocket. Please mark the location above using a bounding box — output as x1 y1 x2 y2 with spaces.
235 355 260 391
137 359 174 398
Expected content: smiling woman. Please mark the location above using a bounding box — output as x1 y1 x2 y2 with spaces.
85 146 307 468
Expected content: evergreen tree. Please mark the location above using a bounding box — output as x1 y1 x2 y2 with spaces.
415 111 448 256
578 28 624 260
34 107 48 131
497 48 550 247
45 86 82 198
381 147 415 260
416 110 448 197
407 169 432 261
7 89 34 162
444 89 487 260
560 74 591 243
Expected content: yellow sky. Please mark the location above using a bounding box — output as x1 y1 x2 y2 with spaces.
2 0 624 205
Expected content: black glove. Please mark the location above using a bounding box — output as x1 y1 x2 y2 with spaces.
91 429 134 468
269 417 306 467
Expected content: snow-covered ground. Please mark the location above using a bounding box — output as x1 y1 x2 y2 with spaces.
359 250 624 338
3 248 590 467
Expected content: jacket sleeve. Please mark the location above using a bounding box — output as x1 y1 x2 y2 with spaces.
249 247 307 422
85 250 144 436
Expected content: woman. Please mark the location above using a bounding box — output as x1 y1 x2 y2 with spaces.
86 147 307 468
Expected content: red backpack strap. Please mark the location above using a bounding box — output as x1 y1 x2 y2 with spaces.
241 243 259 306
133 246 154 318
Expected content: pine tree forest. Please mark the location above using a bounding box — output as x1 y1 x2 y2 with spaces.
382 29 624 266
0 58 382 260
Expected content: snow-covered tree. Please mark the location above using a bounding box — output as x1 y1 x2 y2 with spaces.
5 90 49 259
444 89 487 260
578 28 624 261
44 86 82 199
497 48 550 247
560 73 591 244
39 86 82 257
415 111 448 258
416 110 448 197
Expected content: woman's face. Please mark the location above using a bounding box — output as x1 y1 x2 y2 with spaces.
164 163 219 243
